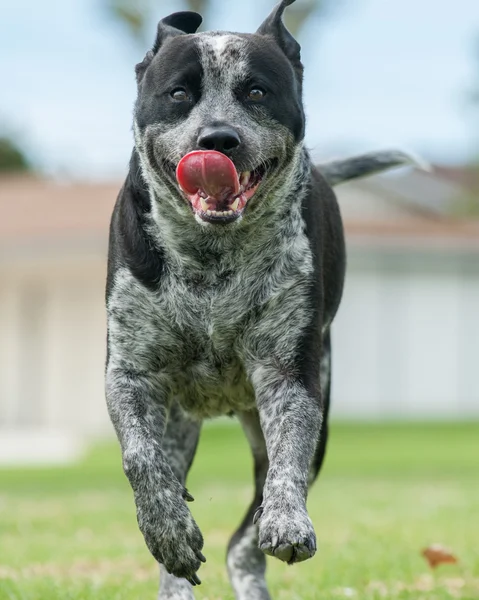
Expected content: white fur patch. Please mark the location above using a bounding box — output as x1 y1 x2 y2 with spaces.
227 525 269 600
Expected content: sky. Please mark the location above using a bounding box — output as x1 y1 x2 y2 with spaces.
0 0 478 180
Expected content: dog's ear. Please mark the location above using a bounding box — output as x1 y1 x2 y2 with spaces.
135 11 202 84
152 12 203 53
257 0 301 65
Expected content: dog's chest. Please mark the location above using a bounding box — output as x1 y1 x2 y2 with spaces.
108 227 314 416
163 276 255 415
108 266 258 415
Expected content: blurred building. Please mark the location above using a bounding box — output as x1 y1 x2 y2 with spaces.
0 177 114 463
0 168 478 462
331 169 479 419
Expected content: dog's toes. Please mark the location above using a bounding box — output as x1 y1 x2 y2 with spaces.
260 541 276 557
273 542 294 563
262 541 315 564
258 504 317 565
288 542 315 564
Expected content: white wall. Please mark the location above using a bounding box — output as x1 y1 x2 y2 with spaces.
0 252 112 435
332 242 479 419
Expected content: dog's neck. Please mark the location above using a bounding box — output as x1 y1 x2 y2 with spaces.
130 147 311 279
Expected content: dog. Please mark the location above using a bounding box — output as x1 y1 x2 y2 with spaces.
105 2 418 598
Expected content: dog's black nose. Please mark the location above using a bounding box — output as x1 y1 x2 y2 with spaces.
197 126 241 153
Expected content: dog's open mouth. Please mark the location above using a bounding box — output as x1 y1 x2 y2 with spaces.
176 151 268 224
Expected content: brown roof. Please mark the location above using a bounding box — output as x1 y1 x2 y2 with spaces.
1 175 478 249
0 175 118 242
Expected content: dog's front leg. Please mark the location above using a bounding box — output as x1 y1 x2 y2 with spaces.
106 367 205 585
250 363 321 564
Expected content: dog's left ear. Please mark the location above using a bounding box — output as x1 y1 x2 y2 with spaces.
136 11 202 84
257 0 301 65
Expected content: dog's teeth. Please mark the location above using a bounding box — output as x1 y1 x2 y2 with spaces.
204 207 236 218
241 171 251 186
200 198 209 212
231 198 240 212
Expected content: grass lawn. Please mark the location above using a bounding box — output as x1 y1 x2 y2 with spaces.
0 421 478 599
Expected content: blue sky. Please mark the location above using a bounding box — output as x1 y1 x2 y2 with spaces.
1 0 478 179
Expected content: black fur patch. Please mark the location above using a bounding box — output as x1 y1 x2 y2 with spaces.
107 151 164 295
136 37 204 129
242 35 305 140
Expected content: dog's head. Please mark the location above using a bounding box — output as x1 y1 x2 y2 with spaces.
134 0 305 227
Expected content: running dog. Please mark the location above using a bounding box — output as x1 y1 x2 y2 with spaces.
105 1 417 598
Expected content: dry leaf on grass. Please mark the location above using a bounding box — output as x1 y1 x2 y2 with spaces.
422 544 458 568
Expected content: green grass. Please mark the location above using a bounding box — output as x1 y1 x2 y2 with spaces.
0 422 478 599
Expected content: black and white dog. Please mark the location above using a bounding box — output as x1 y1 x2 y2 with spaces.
105 1 416 598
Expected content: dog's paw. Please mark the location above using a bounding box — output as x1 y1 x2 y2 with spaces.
256 503 317 565
137 495 206 585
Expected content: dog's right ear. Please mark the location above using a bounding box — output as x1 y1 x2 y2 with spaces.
257 1 300 65
135 11 202 84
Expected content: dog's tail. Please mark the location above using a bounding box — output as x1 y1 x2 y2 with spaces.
318 150 430 187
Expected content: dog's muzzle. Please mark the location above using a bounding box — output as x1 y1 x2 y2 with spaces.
176 151 266 224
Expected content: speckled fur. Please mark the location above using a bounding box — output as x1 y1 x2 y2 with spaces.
106 3 346 598
227 410 270 599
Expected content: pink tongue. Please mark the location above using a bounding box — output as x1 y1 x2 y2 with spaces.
176 150 240 200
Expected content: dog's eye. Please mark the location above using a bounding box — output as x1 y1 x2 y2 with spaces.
170 88 189 102
248 88 266 101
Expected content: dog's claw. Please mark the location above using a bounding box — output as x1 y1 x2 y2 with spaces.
183 488 195 502
197 551 207 563
253 506 264 525
188 573 201 586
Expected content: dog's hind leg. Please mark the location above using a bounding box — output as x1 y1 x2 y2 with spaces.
158 400 202 600
309 330 332 486
227 409 271 600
